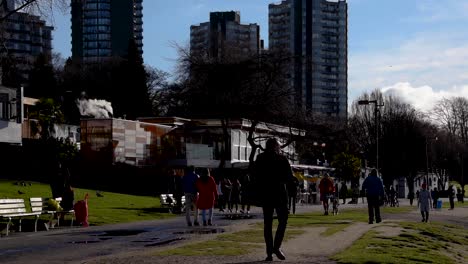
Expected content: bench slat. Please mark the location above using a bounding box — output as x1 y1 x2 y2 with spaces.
1 212 41 218
0 199 24 203
0 208 28 214
0 203 26 209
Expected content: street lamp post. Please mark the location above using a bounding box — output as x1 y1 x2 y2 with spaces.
358 99 384 176
425 137 438 187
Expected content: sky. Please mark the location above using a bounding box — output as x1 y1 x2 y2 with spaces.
49 0 468 113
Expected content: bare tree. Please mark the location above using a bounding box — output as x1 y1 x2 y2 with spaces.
432 97 468 192
0 0 67 23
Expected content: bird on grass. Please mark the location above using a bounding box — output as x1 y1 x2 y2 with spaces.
96 191 104 197
18 190 25 195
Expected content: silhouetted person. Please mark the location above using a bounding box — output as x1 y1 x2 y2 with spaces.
183 166 199 226
418 183 432 222
408 191 415 206
362 169 384 224
287 176 299 214
431 188 438 209
448 185 455 210
241 174 252 215
254 138 294 261
340 182 348 205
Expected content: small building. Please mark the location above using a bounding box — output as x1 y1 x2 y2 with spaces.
0 86 23 145
80 118 172 166
80 117 305 169
139 117 304 168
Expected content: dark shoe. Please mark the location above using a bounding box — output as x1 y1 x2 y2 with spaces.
376 219 382 223
194 221 200 226
265 256 273 261
273 249 286 260
207 220 213 226
187 222 192 227
369 221 373 224
421 218 425 222
203 221 207 226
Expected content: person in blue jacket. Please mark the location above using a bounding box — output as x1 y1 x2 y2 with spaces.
362 169 384 224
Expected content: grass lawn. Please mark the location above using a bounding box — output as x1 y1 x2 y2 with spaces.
332 221 468 264
154 207 415 257
0 179 173 228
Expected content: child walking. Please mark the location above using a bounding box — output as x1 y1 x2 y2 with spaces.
418 183 432 222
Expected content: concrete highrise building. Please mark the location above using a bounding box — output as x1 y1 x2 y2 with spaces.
71 0 143 63
269 0 348 119
0 0 53 80
190 11 262 59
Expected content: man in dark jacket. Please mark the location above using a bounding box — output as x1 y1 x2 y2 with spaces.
254 138 294 261
362 169 384 224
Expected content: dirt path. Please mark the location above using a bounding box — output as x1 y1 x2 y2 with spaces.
83 206 468 264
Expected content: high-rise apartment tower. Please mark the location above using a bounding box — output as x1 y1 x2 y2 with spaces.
0 0 53 80
269 0 348 118
190 11 262 58
71 0 143 63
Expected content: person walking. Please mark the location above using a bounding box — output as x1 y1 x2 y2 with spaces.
216 178 225 212
240 174 252 215
362 169 384 224
182 166 200 226
254 138 295 261
228 177 241 213
340 182 348 205
319 174 334 215
408 191 415 206
287 176 299 214
431 188 438 209
448 185 455 210
196 168 218 226
418 183 432 222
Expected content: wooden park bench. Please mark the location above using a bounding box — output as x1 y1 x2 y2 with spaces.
0 199 41 236
30 197 75 228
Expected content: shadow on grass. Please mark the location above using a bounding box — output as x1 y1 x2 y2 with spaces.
111 207 172 213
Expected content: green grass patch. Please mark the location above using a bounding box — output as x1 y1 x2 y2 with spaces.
442 201 467 209
380 205 414 214
155 226 304 256
155 240 260 256
332 221 468 264
0 179 173 227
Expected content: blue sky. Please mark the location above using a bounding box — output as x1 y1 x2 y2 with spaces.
50 0 468 112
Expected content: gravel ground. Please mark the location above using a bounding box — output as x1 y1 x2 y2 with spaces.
1 200 466 264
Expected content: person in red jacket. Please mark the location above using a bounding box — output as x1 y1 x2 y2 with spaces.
196 168 218 226
319 173 334 215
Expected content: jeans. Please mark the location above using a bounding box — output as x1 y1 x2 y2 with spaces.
263 205 289 256
201 208 213 223
185 193 199 224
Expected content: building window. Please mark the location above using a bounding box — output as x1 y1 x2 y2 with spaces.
0 94 9 120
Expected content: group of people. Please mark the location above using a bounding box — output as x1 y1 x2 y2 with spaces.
183 167 218 227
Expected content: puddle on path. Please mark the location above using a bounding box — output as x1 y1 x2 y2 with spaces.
173 228 225 235
144 237 184 247
68 240 101 244
92 230 147 237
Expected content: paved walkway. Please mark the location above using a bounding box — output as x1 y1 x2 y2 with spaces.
0 200 466 264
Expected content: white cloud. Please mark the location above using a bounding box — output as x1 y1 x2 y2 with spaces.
349 31 468 106
380 82 468 113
